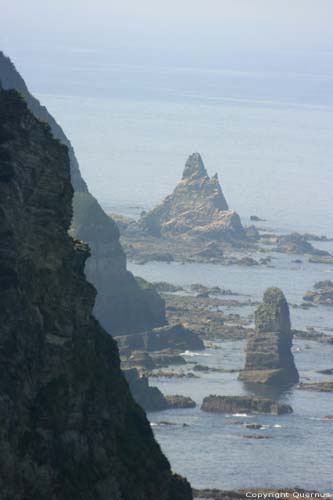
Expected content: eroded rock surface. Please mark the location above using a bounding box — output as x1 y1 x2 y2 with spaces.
239 288 299 385
0 89 192 500
140 153 246 243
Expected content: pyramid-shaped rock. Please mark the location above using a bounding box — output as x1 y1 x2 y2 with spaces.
239 288 299 385
140 153 246 242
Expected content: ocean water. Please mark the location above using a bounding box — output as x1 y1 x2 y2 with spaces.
33 62 333 491
35 63 333 236
128 259 333 490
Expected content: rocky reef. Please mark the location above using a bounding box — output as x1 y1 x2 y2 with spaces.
303 280 333 305
0 89 192 500
274 232 330 256
0 50 166 335
239 288 299 385
201 395 293 415
298 382 333 392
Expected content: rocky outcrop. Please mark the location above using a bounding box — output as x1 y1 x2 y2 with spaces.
0 89 192 500
165 395 196 409
298 382 333 392
124 371 196 411
140 153 246 244
0 50 166 335
115 323 205 354
201 396 293 415
239 288 299 385
275 232 330 256
111 154 253 264
123 369 169 411
309 255 333 264
303 281 333 305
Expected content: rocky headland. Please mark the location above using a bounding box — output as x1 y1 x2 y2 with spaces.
0 50 166 335
239 288 299 385
0 88 192 500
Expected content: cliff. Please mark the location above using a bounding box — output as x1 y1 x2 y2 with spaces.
0 89 191 500
0 50 166 334
239 288 299 385
140 153 246 243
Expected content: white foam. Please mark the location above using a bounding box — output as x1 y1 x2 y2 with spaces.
180 350 211 357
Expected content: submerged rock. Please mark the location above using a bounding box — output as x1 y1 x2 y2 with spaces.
0 89 192 500
298 382 333 392
140 153 247 244
0 50 167 336
309 255 333 264
201 395 293 415
239 288 299 385
317 368 333 375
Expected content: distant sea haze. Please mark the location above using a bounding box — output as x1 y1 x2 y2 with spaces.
36 62 333 236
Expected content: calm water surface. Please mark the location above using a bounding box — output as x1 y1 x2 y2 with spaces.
34 63 333 490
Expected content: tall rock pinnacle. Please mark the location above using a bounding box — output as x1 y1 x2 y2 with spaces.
140 153 243 240
239 287 299 385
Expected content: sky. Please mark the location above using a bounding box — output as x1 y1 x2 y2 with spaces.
1 1 333 61
1 0 333 98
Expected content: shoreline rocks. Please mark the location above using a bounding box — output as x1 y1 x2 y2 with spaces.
239 288 299 385
201 395 293 415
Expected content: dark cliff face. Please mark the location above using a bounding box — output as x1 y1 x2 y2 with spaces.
0 89 192 500
0 50 166 335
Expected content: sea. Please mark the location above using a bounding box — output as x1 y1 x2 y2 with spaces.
20 53 333 491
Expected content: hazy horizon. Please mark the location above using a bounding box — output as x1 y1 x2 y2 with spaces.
1 0 333 90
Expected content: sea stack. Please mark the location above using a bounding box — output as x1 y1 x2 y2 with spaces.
239 288 299 385
140 153 246 243
0 89 192 500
